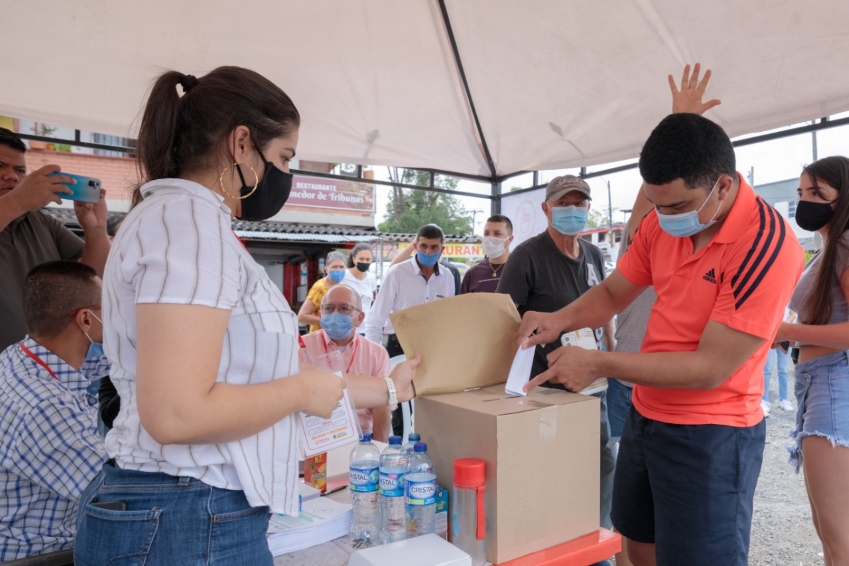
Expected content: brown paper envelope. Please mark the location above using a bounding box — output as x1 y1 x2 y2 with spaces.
389 293 521 396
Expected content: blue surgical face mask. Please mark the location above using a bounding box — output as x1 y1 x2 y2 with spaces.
82 310 104 361
656 177 723 238
321 312 354 340
416 250 441 267
550 205 588 235
328 269 346 283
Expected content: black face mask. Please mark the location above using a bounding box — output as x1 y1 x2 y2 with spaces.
356 262 371 273
235 153 293 221
795 200 834 232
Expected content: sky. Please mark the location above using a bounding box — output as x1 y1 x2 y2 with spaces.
370 113 849 235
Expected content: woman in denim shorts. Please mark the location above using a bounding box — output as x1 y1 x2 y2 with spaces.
777 156 849 565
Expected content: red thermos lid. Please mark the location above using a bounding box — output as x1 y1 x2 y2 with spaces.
453 458 486 487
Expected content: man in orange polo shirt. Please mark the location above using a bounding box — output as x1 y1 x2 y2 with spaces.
518 82 804 564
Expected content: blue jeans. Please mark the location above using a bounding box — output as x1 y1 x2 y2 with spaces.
606 379 633 442
74 462 272 566
762 348 790 402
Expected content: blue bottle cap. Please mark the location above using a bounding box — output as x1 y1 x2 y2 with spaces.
414 442 427 452
362 432 372 442
409 433 421 441
388 436 402 445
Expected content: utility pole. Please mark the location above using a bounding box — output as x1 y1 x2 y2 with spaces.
812 127 819 161
607 181 613 244
469 209 484 235
748 167 755 187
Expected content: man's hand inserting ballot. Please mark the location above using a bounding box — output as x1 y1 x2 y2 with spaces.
522 345 600 394
516 310 569 349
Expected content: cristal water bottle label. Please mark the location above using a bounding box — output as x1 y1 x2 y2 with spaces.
379 470 405 497
405 476 437 505
349 466 379 492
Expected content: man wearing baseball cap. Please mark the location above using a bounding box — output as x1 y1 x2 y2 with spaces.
497 174 616 544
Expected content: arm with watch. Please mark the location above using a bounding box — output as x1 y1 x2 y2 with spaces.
346 355 417 409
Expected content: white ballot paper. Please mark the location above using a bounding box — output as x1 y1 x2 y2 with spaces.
505 329 609 397
505 343 536 397
298 371 360 458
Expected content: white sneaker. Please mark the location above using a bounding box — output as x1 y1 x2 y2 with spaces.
761 400 771 417
779 399 794 412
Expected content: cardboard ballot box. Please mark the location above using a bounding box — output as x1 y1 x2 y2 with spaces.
416 385 599 564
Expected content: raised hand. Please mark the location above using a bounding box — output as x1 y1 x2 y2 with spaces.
668 63 721 115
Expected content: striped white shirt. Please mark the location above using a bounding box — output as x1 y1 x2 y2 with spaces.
102 179 300 515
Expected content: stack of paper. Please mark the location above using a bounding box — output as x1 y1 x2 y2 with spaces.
267 496 352 556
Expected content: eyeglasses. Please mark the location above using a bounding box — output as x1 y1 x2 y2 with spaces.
68 305 101 317
321 304 359 316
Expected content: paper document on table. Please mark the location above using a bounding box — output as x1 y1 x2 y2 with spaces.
298 371 360 458
266 496 352 555
505 344 535 397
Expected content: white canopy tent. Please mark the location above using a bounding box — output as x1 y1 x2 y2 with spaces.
5 0 849 184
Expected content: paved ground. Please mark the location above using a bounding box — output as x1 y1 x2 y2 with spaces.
749 365 823 566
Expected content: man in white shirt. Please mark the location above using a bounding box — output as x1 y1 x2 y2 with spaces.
364 224 455 358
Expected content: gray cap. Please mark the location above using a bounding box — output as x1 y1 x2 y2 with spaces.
545 175 592 202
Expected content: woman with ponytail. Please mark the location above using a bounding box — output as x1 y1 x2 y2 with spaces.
776 155 849 565
73 67 420 565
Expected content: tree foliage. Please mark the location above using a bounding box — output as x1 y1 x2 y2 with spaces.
378 169 472 235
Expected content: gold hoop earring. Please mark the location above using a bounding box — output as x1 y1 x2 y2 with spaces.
218 161 259 200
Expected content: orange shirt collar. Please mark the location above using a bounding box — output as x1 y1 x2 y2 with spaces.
713 172 755 245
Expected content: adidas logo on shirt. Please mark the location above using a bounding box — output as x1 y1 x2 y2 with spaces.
703 268 717 284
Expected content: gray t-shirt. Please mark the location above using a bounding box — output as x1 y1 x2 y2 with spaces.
613 218 658 388
0 210 84 350
614 219 658 354
789 230 849 340
497 231 606 379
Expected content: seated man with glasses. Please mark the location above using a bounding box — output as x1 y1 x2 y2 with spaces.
299 284 393 442
0 261 109 560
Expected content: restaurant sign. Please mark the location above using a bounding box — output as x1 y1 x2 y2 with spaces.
288 176 375 212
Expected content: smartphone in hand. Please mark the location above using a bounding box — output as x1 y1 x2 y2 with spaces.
49 172 101 204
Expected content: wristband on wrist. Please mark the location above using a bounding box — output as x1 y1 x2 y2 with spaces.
383 376 397 406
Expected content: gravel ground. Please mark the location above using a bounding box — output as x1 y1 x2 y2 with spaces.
749 365 823 566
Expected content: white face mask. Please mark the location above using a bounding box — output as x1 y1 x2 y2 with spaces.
482 236 508 258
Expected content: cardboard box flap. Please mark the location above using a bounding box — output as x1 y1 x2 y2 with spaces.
390 294 521 396
423 385 596 416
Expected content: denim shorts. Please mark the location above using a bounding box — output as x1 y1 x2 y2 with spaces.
74 461 272 566
611 406 765 566
790 350 849 470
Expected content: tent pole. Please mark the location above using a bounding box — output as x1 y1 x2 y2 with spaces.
436 0 498 182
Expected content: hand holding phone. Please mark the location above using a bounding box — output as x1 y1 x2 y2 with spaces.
48 172 102 204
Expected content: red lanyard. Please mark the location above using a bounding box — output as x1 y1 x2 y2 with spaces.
320 336 358 374
19 344 59 381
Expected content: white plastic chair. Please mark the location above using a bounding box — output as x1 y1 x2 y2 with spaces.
389 354 414 440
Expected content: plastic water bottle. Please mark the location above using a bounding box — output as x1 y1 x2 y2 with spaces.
452 458 487 565
402 432 421 455
379 436 408 544
349 433 380 546
405 442 437 538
